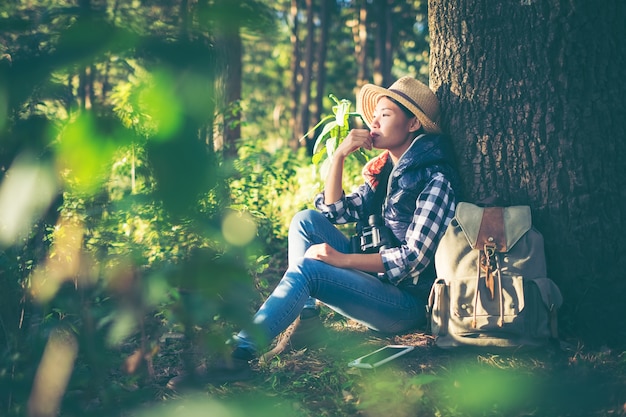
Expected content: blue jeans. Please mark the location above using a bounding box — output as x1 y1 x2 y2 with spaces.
234 209 427 354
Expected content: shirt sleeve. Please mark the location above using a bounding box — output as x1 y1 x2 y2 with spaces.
380 173 456 285
313 183 369 224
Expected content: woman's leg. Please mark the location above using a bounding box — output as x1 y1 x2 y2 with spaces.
288 210 351 317
235 210 350 352
235 210 425 354
287 209 352 263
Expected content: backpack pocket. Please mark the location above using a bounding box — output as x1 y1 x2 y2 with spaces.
430 275 562 348
428 278 449 336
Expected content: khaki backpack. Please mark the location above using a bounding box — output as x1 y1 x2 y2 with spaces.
428 202 563 348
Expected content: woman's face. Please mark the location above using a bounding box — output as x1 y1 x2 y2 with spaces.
369 97 420 157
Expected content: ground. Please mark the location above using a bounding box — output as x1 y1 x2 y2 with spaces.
64 260 625 417
146 310 626 417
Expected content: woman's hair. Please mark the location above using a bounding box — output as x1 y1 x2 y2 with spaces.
388 97 415 119
388 97 425 135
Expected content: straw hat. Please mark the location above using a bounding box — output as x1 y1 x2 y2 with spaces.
357 76 441 134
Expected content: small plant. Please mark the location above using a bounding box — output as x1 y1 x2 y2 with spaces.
301 94 369 178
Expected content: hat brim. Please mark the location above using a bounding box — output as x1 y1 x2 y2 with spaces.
357 84 441 134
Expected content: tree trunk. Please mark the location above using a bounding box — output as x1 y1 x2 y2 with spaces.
429 0 626 348
371 0 394 86
372 0 384 85
310 0 331 154
223 27 242 159
382 0 393 86
296 0 315 146
354 0 368 90
314 0 331 116
288 0 301 150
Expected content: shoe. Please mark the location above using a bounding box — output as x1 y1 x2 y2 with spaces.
258 309 330 363
288 312 328 350
166 349 254 390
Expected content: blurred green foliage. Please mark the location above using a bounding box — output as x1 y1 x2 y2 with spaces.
0 1 439 416
0 1 280 415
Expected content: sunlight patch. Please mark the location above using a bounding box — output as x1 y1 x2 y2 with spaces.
0 152 58 246
222 210 257 246
29 218 86 303
27 327 78 417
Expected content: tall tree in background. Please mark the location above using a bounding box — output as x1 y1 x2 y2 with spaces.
209 0 275 157
218 6 243 159
296 0 315 146
429 0 626 348
371 0 393 86
353 0 368 89
312 0 332 142
288 0 302 149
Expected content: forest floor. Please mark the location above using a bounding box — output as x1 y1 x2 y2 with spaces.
138 299 626 417
76 262 626 417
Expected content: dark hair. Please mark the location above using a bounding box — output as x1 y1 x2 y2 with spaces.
387 97 414 119
388 97 425 135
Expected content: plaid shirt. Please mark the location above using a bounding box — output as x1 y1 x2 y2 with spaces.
314 172 456 286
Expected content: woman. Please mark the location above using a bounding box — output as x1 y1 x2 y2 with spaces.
170 76 461 387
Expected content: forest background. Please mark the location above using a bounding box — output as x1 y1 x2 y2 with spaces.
0 0 625 416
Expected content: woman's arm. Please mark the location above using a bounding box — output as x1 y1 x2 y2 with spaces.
324 129 372 204
380 174 456 285
304 243 385 273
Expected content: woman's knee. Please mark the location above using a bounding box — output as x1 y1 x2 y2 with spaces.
290 209 323 229
288 257 324 287
289 209 328 239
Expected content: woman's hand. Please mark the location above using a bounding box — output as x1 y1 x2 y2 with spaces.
324 129 372 204
304 243 386 273
304 243 345 267
334 129 372 159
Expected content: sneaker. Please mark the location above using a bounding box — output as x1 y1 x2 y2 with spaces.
288 312 328 351
258 309 330 363
166 350 254 390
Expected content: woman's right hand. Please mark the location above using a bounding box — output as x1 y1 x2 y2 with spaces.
334 129 372 159
324 129 372 204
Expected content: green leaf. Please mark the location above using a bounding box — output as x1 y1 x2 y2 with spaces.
309 94 368 178
312 120 338 155
353 149 369 165
326 136 337 158
300 114 335 144
312 148 326 165
334 99 351 127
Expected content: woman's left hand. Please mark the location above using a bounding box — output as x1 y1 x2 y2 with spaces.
305 243 386 273
304 243 345 267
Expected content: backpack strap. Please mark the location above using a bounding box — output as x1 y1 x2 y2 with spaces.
476 206 507 252
472 206 507 328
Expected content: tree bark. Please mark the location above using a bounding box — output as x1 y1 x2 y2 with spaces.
296 0 315 147
382 0 393 86
429 0 626 348
372 0 384 85
288 0 301 149
223 28 242 159
310 0 331 154
354 0 368 91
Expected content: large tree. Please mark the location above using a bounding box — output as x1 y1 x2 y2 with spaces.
429 0 626 348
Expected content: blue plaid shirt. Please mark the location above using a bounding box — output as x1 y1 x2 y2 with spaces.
316 134 460 287
314 172 456 286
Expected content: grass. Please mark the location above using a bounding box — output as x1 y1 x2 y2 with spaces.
143 311 626 417
47 258 625 417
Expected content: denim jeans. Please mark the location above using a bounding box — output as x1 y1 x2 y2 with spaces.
234 209 427 354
